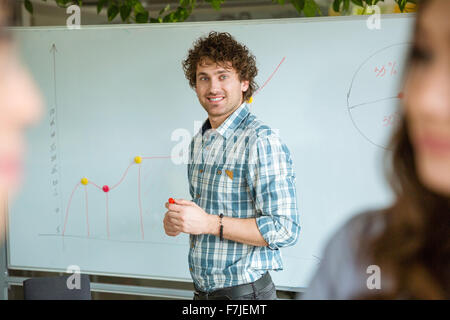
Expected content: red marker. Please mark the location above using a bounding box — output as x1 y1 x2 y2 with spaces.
103 185 110 193
168 198 175 204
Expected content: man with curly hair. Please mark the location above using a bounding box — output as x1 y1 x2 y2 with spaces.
163 31 300 300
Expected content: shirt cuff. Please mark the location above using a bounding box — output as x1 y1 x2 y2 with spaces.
256 215 279 250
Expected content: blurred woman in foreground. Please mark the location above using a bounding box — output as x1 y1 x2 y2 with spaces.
304 0 449 299
0 1 43 237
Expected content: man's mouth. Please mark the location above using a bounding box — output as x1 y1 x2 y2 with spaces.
207 96 225 102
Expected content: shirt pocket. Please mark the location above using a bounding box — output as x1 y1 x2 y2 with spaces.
219 165 253 218
209 164 229 204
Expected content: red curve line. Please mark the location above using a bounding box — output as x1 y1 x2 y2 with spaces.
142 156 174 160
254 56 286 97
110 162 134 190
87 156 176 191
85 185 90 237
62 182 81 236
105 193 110 240
89 181 102 190
64 155 176 239
137 164 144 240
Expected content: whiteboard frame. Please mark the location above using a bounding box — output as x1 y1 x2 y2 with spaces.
8 13 414 32
4 12 416 296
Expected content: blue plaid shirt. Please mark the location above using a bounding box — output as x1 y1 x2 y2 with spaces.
187 103 300 292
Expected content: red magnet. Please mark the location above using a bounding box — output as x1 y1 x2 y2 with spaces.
103 185 110 193
168 198 175 204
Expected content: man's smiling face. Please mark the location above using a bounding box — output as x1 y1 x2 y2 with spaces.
195 57 249 128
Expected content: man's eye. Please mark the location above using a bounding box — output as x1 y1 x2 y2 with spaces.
200 77 208 81
220 75 227 80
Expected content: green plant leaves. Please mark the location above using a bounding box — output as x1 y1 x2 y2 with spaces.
24 0 34 14
97 0 107 14
343 0 350 11
54 0 72 7
179 0 196 13
351 0 364 7
159 4 171 16
136 12 149 23
333 0 341 12
120 3 132 22
134 1 146 14
395 0 408 12
333 0 351 13
107 4 119 21
303 0 321 16
25 0 417 22
290 0 305 14
205 0 224 11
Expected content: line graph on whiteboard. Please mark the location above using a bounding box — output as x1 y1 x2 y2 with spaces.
40 49 288 244
62 155 177 241
38 154 190 244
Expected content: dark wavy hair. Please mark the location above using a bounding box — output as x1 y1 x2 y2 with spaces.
361 0 450 299
182 31 258 102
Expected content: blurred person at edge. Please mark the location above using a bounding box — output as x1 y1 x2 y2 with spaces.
303 0 449 299
0 1 43 238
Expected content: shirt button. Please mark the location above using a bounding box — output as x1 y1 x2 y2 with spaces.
189 267 193 272
217 170 222 175
196 194 200 198
199 169 203 173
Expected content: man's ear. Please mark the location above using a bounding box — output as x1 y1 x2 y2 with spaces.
241 80 250 93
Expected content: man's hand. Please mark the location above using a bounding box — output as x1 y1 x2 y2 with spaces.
163 207 181 237
163 199 217 236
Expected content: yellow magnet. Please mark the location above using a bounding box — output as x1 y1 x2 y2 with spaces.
247 96 253 104
134 156 142 164
81 177 88 185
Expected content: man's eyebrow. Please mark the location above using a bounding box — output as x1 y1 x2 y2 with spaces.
197 70 230 76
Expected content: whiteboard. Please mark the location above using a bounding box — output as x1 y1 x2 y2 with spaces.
8 14 414 290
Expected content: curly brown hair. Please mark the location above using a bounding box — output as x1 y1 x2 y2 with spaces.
182 31 258 102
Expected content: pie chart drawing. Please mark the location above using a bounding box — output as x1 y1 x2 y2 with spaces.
347 43 411 149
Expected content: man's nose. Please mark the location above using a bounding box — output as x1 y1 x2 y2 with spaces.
208 78 221 94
